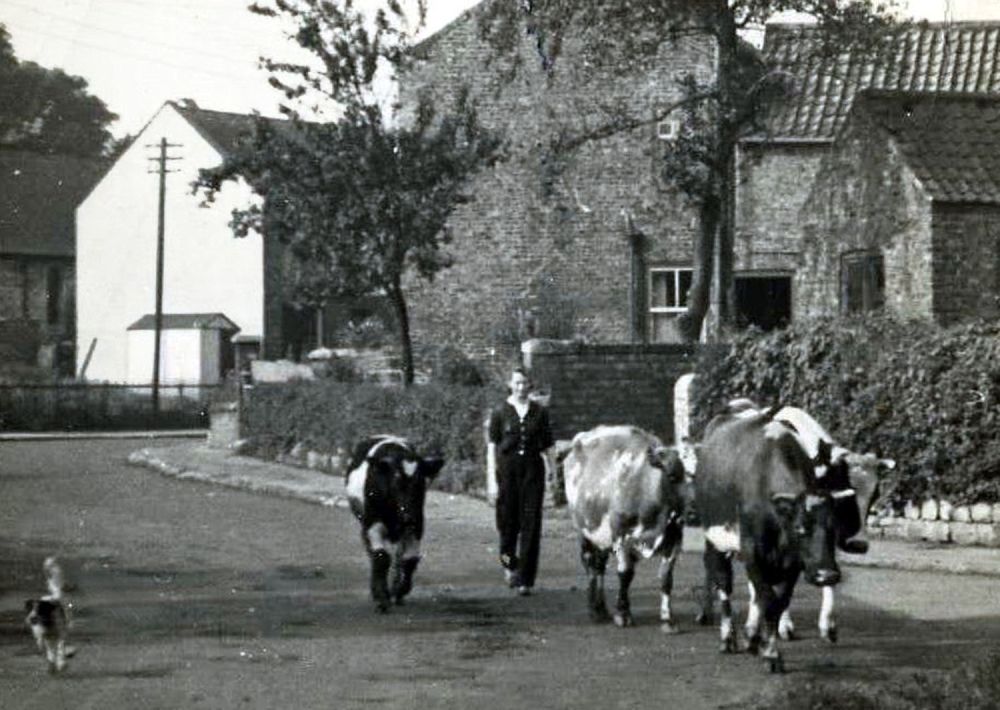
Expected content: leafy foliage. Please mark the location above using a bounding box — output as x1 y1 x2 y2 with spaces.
0 24 117 157
692 314 1000 504
243 380 495 491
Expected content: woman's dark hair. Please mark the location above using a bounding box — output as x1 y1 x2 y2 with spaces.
506 366 532 394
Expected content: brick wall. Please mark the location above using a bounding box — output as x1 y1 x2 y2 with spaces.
735 142 828 274
796 113 935 320
522 339 698 443
399 6 714 360
931 204 1000 324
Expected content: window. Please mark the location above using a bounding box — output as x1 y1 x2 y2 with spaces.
46 266 62 325
656 119 680 141
841 251 884 313
649 267 692 342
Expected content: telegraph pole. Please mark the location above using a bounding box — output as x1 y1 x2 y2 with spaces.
146 137 182 413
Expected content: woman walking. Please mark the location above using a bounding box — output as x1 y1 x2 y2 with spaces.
486 368 555 596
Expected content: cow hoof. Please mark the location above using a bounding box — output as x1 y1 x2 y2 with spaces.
823 627 838 644
695 611 714 626
374 601 390 614
766 656 786 674
613 612 634 628
778 628 796 642
660 621 680 635
745 634 761 656
589 606 611 623
719 636 739 654
393 595 405 606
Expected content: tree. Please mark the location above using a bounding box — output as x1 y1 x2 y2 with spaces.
195 1 502 385
0 24 117 158
477 1 902 341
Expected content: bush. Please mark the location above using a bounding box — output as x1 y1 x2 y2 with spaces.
428 346 485 386
692 314 1000 505
243 380 497 490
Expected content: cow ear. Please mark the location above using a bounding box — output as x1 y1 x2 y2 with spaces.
419 457 445 479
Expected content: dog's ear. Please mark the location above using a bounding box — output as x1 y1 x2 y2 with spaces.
24 599 35 613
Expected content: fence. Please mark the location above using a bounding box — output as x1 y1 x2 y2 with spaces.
0 383 225 432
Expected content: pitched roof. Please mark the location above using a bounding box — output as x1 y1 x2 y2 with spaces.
852 90 1000 205
761 21 1000 141
0 149 104 257
127 313 241 331
168 100 289 157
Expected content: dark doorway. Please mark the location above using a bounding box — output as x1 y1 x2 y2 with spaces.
735 275 792 331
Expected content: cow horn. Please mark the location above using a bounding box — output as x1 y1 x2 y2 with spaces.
880 458 896 470
830 488 857 499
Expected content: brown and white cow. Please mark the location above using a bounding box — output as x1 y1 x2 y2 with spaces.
563 426 687 631
737 404 895 643
345 436 445 613
695 407 845 672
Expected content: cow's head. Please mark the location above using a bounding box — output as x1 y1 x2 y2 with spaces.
835 452 896 553
646 444 688 537
772 491 843 587
369 452 445 528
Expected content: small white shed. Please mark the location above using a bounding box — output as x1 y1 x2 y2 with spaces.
126 312 239 385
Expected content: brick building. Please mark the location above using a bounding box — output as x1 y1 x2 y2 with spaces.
399 3 716 360
797 91 1000 323
0 149 102 375
737 21 1000 326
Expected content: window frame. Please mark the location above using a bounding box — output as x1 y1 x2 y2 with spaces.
840 250 885 314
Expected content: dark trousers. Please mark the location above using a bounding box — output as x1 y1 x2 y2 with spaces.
496 453 545 587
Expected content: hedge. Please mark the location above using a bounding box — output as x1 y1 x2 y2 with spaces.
242 380 496 491
691 314 1000 505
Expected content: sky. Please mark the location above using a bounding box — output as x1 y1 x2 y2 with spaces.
3 0 1000 139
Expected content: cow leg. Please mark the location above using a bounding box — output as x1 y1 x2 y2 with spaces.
752 578 794 673
744 581 762 654
365 523 392 612
779 609 797 641
613 545 637 628
658 537 681 634
702 544 737 652
580 537 610 623
818 585 837 642
391 535 421 605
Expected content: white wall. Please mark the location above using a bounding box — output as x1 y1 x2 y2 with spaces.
127 329 205 384
77 103 264 383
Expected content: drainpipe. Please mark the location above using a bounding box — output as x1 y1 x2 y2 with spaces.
624 211 645 343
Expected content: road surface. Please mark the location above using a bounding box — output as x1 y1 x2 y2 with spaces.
2 439 998 709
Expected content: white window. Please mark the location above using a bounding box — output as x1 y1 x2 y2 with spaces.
649 267 692 342
656 119 680 141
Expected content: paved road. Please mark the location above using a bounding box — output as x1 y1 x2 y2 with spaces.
2 439 999 710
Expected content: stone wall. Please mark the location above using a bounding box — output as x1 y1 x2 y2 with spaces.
797 113 934 320
399 6 714 358
931 204 1000 324
522 339 698 443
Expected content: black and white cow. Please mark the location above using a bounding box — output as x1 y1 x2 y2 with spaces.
344 436 445 612
563 426 687 631
731 403 895 643
695 407 845 672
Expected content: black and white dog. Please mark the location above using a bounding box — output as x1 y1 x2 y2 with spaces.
24 557 74 673
345 436 445 612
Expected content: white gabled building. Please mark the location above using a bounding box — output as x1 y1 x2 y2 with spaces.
76 100 280 384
